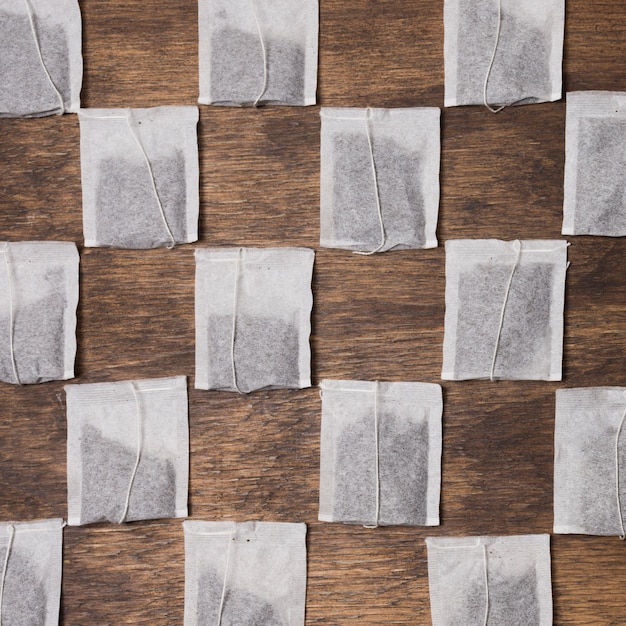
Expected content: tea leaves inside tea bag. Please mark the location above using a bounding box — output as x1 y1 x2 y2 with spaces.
563 92 626 236
0 0 81 117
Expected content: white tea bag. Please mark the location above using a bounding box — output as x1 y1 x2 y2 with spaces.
320 108 440 253
198 0 318 106
0 0 82 117
0 241 78 385
318 380 442 527
554 387 626 537
444 0 564 109
184 521 307 626
79 106 199 249
66 375 189 526
563 92 626 237
442 239 568 381
426 534 553 626
195 247 314 393
0 519 63 626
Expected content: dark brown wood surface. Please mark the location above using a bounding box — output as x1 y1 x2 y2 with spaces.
1 0 626 624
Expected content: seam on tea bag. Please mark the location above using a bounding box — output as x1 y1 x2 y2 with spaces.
615 395 626 540
364 381 380 528
354 109 386 256
483 0 506 113
3 245 20 386
230 248 244 393
23 0 65 115
0 524 15 625
490 239 521 381
248 0 268 107
119 382 144 524
78 112 177 248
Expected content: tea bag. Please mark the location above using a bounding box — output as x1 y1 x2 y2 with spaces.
195 247 314 392
426 534 553 626
0 0 82 117
554 387 626 537
563 92 626 236
444 0 564 109
0 241 79 385
320 108 440 253
198 0 318 106
184 521 307 626
0 519 63 626
442 239 568 381
318 380 442 527
66 375 189 526
79 106 199 249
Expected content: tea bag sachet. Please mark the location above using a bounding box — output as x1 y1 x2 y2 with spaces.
79 106 199 249
195 247 314 392
426 534 553 626
0 0 82 117
444 0 564 109
0 241 79 385
320 108 440 253
554 387 626 537
184 521 307 626
563 92 626 237
0 519 63 626
318 380 442 527
66 375 189 526
442 239 568 381
198 0 318 106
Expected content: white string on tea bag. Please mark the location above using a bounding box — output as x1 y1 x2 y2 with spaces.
482 0 505 113
22 0 65 114
2 245 20 385
247 0 268 107
119 382 143 524
362 382 380 528
614 393 626 540
0 524 15 626
230 247 243 394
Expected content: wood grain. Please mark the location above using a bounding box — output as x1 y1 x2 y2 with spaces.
0 0 626 623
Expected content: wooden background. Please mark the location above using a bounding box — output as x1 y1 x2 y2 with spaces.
1 0 626 623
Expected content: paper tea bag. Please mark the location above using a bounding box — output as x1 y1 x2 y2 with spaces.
79 106 199 249
318 380 442 527
444 0 564 109
563 92 626 237
66 375 189 526
0 0 82 117
195 247 314 393
0 519 63 626
442 239 568 381
426 534 553 626
320 108 440 253
0 241 78 385
554 387 626 536
184 521 307 626
198 0 318 106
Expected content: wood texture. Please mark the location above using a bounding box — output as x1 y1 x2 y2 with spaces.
0 0 625 623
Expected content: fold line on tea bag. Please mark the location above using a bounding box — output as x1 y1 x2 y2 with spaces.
490 239 522 381
217 530 234 626
22 0 65 115
483 0 506 113
354 109 386 256
230 248 244 393
615 394 626 540
119 382 144 523
248 0 268 107
3 244 21 386
482 543 490 626
363 381 380 528
0 524 15 625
